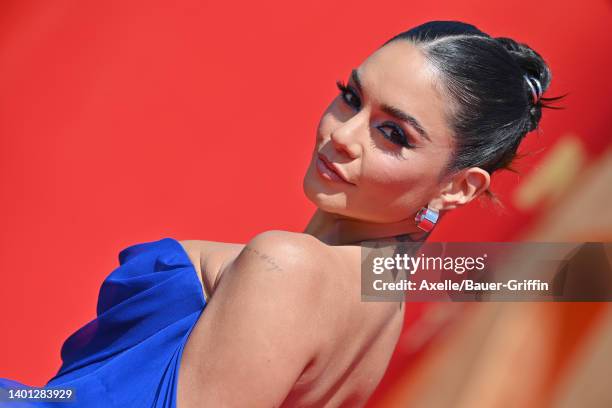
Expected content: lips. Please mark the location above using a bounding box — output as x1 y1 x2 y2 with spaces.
316 153 354 185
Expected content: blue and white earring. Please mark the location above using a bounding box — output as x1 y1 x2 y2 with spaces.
415 207 439 232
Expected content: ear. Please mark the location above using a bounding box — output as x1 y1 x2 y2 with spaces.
428 167 491 211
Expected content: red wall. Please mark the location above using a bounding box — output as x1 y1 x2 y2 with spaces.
1 0 610 387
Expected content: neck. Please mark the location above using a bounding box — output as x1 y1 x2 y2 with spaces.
303 208 432 246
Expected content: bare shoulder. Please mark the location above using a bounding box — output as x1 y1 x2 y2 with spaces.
178 232 340 407
179 231 359 315
231 230 340 294
241 230 330 268
247 229 325 251
248 232 404 327
177 232 401 407
239 231 367 324
178 230 334 273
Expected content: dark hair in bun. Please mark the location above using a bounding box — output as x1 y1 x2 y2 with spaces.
382 21 564 183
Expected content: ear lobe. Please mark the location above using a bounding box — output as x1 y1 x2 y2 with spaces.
427 180 463 211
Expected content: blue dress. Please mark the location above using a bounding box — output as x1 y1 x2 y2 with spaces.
0 238 207 407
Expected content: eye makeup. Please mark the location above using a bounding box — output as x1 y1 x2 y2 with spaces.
335 79 416 150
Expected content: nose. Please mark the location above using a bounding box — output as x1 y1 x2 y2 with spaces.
329 112 364 160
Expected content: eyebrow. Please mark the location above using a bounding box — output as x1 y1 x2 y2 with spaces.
350 69 431 142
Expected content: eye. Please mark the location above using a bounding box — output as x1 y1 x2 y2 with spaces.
336 80 361 110
335 80 415 151
377 122 415 149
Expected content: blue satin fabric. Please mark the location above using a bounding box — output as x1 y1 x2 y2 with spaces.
1 238 207 407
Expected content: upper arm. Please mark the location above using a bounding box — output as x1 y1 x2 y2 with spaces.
177 231 327 408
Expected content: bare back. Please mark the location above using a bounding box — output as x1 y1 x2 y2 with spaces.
178 234 405 407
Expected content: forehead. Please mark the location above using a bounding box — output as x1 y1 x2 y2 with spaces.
357 40 451 145
360 40 434 85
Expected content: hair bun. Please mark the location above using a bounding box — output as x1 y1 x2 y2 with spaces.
495 37 551 88
495 37 552 132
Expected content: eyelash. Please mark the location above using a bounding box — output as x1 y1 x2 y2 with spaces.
335 80 415 150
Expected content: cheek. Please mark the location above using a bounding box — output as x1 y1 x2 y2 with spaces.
359 152 440 205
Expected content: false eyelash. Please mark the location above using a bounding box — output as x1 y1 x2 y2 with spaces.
335 80 349 93
335 80 359 106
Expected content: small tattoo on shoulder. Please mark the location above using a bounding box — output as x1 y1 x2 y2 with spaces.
242 246 284 272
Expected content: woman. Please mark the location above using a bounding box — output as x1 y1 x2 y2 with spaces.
0 20 559 407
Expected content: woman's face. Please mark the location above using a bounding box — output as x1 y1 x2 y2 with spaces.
303 40 456 223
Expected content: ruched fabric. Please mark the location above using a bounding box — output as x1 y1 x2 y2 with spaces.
0 238 207 407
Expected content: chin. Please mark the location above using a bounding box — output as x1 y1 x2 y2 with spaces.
303 170 349 213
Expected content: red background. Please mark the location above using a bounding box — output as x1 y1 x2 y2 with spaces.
1 0 610 390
